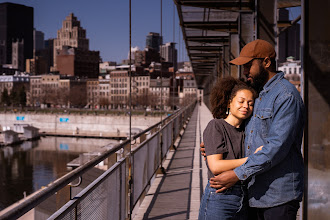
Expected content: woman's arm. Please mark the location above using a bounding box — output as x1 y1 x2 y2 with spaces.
207 154 247 175
207 146 263 175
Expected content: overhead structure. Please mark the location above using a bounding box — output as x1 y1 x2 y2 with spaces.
175 0 254 87
174 0 301 88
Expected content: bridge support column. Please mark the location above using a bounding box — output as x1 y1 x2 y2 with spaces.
222 45 230 76
230 33 240 78
256 0 277 47
217 52 223 78
303 0 330 219
239 12 254 79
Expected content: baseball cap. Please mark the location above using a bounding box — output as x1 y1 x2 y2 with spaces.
229 39 276 65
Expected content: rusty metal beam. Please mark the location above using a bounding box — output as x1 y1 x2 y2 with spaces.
175 0 254 10
277 0 301 8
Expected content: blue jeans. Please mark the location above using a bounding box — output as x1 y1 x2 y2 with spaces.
198 181 248 220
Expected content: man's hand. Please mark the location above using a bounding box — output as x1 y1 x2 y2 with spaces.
209 170 239 193
200 142 206 160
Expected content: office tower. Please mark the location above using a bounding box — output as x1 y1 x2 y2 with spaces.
53 13 89 70
11 39 24 71
45 39 54 69
0 2 33 70
160 42 178 71
134 48 161 68
146 32 162 52
34 29 45 56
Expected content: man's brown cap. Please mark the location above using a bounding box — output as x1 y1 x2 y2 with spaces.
229 39 276 65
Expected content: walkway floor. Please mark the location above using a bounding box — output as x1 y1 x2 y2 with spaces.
134 103 213 220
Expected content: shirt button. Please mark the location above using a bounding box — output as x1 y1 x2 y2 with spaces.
259 97 262 100
261 116 264 118
248 146 250 149
255 114 256 117
251 130 253 133
243 175 247 179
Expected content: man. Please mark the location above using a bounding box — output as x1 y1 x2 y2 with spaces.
205 39 305 219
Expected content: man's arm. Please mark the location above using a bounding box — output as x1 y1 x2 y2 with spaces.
210 170 239 193
209 146 264 192
210 94 303 190
234 93 304 181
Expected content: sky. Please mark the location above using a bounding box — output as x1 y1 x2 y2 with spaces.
3 0 301 63
4 0 184 63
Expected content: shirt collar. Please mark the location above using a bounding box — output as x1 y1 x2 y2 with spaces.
260 72 284 95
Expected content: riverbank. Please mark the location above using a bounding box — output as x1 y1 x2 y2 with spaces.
0 112 163 138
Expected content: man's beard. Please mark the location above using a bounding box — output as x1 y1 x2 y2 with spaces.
247 64 268 93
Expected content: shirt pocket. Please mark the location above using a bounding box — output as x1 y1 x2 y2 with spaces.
255 108 273 138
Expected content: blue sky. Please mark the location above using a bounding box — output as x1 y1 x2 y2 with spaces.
5 0 182 63
4 0 301 63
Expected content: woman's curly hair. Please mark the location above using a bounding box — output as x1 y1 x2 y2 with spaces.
210 76 257 119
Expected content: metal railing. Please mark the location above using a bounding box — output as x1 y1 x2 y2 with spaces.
0 102 196 220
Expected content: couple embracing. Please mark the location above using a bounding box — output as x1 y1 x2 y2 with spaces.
199 39 305 220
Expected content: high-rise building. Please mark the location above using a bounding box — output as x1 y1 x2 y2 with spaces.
33 29 45 56
11 39 25 71
160 42 178 71
44 39 54 71
53 13 89 70
128 46 140 60
278 8 300 63
0 2 33 69
134 48 161 68
146 32 162 52
26 56 48 75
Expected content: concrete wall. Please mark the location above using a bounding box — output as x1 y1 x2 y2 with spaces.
0 113 162 137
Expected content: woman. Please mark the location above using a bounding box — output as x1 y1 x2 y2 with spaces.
198 77 261 220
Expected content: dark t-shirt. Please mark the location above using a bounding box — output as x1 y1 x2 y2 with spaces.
203 118 245 179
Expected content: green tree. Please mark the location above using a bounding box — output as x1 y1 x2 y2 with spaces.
10 90 18 106
1 88 11 106
18 86 27 107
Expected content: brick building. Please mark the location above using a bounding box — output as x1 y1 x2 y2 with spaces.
56 46 100 78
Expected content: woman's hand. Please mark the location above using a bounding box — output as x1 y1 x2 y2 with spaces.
254 146 263 153
200 142 206 160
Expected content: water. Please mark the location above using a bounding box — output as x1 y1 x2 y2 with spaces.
0 136 119 211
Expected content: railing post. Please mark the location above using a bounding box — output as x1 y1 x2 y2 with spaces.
172 118 176 150
126 155 132 220
159 131 166 174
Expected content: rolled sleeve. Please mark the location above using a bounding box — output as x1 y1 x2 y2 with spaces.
203 120 227 156
234 157 271 180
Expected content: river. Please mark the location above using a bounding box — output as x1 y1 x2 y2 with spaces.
0 136 119 211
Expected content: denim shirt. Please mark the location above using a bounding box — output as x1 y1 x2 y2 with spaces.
234 72 305 208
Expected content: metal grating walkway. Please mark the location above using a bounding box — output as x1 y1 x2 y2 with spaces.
134 103 213 220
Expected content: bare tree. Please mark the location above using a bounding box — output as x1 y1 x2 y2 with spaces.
99 97 110 109
69 83 87 108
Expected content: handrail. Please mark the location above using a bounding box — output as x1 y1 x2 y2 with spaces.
0 139 130 220
48 158 126 220
0 102 196 220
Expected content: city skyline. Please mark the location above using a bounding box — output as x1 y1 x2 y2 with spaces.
4 0 185 63
4 1 301 64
